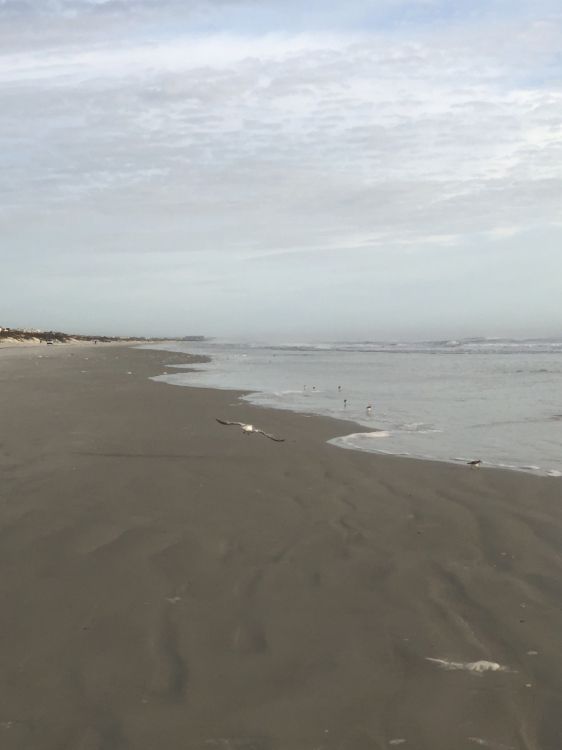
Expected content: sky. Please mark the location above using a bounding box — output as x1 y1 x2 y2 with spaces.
1 0 561 340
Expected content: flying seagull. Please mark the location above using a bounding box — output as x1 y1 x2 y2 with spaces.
467 459 482 467
216 419 285 442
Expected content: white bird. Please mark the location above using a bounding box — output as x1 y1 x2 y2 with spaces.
216 419 285 442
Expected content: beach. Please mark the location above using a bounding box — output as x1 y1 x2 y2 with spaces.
1 343 561 749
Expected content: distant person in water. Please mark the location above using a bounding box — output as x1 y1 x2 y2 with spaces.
366 404 372 416
343 399 347 408
312 386 316 391
338 385 342 392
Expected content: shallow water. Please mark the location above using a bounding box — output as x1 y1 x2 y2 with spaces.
145 338 562 477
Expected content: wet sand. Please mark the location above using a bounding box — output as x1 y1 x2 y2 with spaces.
1 344 561 749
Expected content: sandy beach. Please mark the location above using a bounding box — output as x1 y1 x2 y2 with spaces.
1 343 561 750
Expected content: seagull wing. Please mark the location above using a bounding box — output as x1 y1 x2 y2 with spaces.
216 419 246 427
255 429 285 442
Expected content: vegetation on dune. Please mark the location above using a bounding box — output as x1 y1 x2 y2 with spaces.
0 327 149 343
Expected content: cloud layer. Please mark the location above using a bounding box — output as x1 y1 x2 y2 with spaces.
1 0 561 337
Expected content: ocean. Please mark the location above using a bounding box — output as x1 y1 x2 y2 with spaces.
145 338 562 477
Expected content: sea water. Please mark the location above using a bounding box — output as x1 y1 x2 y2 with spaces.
145 339 562 477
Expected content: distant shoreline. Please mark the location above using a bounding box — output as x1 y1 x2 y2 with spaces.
0 327 155 346
0 339 151 352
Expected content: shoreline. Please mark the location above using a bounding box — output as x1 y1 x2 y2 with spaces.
1 344 561 748
0 339 153 356
145 343 562 480
5 339 555 482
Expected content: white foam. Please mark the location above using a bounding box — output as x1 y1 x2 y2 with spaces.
426 658 509 673
335 431 391 446
399 422 441 434
468 738 515 749
547 470 562 477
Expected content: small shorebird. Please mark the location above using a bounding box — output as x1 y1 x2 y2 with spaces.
467 459 482 468
216 419 285 442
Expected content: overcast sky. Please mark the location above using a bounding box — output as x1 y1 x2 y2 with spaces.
1 0 561 339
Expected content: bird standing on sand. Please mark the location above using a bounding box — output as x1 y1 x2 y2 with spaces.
216 419 285 442
467 459 482 468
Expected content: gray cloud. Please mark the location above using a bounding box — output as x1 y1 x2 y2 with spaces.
1 1 561 337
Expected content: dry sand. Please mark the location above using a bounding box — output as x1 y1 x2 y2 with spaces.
1 344 561 749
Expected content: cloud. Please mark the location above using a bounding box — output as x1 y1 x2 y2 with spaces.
1 0 561 335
